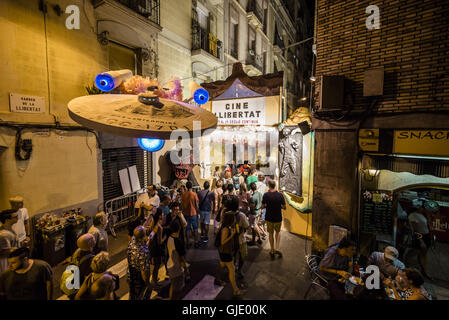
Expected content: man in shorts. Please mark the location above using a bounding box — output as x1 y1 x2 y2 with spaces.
197 181 215 242
181 181 200 248
248 182 264 246
261 180 286 260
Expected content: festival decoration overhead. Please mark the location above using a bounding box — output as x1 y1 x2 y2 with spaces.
193 88 209 105
138 138 165 152
68 71 217 140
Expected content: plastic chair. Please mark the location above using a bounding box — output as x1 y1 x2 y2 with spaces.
303 255 330 300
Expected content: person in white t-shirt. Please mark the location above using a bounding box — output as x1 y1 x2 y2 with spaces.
134 185 160 219
9 196 30 248
408 200 433 279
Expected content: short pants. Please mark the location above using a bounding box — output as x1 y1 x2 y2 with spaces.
185 215 198 231
199 210 212 225
267 221 282 233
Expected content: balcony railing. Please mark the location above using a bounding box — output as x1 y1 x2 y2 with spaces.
116 0 160 25
247 0 264 25
192 24 222 60
246 52 263 72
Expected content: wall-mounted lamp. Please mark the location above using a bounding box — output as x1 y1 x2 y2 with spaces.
368 169 379 177
310 76 316 82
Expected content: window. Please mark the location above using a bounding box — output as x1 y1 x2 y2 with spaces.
230 6 239 59
109 41 136 74
248 27 256 52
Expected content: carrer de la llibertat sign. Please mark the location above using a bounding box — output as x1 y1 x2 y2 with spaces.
212 97 265 125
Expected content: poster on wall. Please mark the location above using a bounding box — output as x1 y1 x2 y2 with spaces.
278 126 303 195
361 190 394 235
211 97 265 125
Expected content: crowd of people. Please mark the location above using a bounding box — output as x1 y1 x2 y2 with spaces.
0 161 289 300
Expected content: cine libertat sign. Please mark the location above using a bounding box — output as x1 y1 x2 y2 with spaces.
212 97 266 126
10 93 46 114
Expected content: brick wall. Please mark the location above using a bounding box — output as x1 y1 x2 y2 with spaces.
314 0 449 113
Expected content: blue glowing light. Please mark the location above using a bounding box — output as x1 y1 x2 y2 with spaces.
138 138 165 152
95 73 115 92
193 88 209 105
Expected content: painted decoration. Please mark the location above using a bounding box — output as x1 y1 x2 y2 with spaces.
279 125 303 196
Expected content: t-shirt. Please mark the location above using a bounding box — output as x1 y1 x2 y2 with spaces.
197 190 215 212
408 212 429 234
160 205 170 216
318 244 351 281
262 191 286 223
256 181 267 194
181 191 198 217
250 191 263 216
88 225 108 254
240 165 252 177
70 249 94 285
134 193 160 209
0 228 18 274
246 175 258 189
11 208 29 243
368 252 405 278
238 192 251 214
0 259 52 300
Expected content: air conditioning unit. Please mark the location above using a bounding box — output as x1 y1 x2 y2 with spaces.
318 75 345 111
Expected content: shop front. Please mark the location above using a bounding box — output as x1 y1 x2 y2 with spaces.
358 128 449 282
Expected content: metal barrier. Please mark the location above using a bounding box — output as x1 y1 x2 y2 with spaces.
104 189 142 230
103 185 171 230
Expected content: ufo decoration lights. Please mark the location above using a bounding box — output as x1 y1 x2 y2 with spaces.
193 88 209 105
138 138 165 152
94 69 133 92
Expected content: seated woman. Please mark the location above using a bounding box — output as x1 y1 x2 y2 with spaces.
318 237 357 300
384 268 431 300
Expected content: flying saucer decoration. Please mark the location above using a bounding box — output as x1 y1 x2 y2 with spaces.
68 88 217 139
94 69 133 92
193 88 209 105
138 138 165 152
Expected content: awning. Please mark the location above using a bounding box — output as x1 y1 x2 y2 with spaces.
362 154 449 178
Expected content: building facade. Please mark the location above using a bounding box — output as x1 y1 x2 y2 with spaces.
311 0 449 252
0 0 161 218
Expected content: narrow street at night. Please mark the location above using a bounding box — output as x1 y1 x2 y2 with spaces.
1 0 449 316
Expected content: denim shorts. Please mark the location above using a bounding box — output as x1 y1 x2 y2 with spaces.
185 215 198 231
199 210 212 225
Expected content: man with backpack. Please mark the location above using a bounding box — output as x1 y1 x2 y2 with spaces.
60 233 96 299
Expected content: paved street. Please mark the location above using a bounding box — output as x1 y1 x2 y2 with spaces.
54 226 312 300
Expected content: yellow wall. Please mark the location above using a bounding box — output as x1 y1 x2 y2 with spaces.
282 132 314 238
0 0 105 215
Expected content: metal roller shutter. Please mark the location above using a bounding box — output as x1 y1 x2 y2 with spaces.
102 147 150 202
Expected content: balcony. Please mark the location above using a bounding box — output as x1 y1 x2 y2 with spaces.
246 0 264 29
192 23 223 67
115 0 160 25
244 52 263 76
